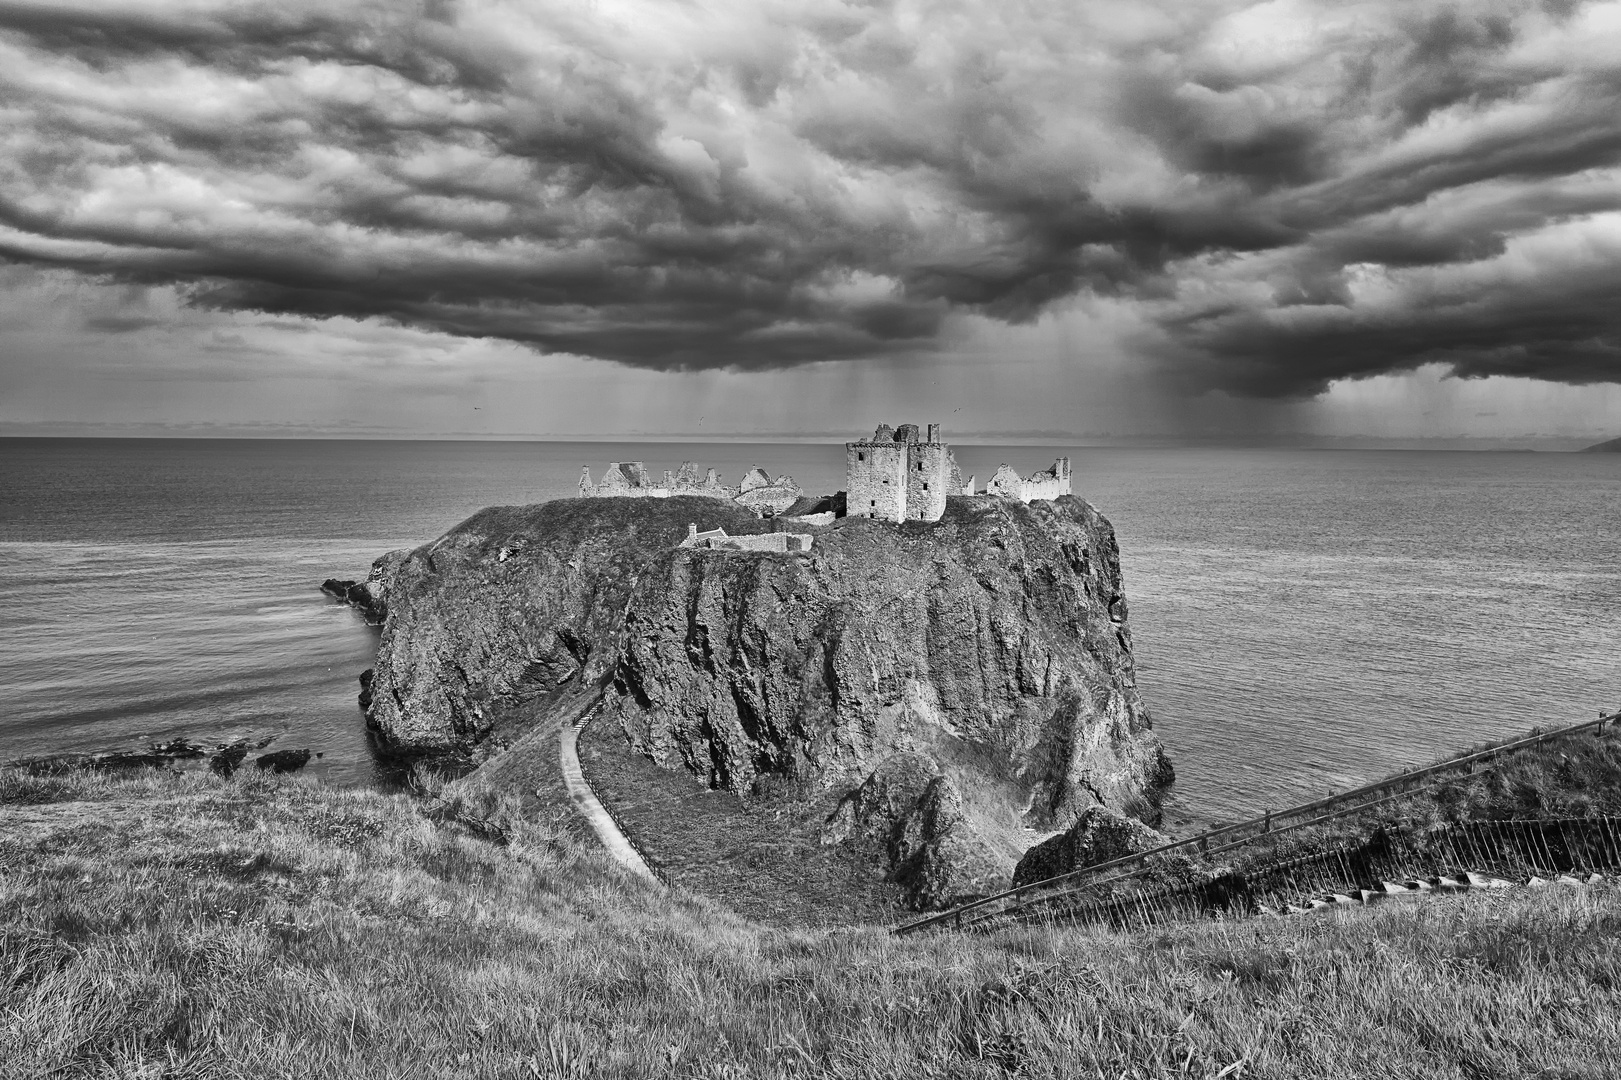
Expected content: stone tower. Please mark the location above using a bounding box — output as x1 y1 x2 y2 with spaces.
846 428 909 522
846 421 956 523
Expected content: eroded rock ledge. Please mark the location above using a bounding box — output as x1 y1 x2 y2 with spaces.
354 494 1172 906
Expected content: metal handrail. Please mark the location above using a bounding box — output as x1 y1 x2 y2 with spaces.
894 708 1620 935
1023 815 1621 933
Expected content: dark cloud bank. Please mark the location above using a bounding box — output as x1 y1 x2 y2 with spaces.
1 0 1618 396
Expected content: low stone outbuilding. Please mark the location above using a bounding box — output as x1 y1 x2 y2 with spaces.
679 524 813 554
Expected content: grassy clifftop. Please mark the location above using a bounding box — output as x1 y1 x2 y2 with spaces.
4 766 1620 1079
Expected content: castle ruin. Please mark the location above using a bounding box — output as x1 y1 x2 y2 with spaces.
579 459 802 516
985 458 1073 502
845 422 1070 523
845 422 959 523
579 424 1072 531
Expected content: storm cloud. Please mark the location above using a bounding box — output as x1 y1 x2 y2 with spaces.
1 0 1618 395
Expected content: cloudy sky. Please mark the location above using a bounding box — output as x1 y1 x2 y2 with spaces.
2 0 1620 440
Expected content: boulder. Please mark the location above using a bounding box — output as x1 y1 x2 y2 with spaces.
1012 804 1169 888
254 749 312 774
822 753 1004 907
210 743 249 777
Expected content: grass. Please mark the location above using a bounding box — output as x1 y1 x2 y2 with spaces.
5 765 1621 1078
575 718 908 927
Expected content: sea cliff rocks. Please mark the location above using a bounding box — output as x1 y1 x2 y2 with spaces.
321 558 398 625
355 493 1172 905
1011 804 1170 888
821 752 1006 906
255 748 312 774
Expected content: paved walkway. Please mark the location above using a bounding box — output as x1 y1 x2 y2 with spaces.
558 720 660 883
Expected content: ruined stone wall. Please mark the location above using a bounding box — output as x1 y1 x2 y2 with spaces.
710 532 813 554
581 460 736 502
985 463 1025 500
905 443 952 522
846 441 907 522
981 458 1073 503
1022 458 1072 502
736 484 803 517
593 462 651 496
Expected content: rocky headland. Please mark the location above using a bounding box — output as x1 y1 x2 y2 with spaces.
346 493 1172 907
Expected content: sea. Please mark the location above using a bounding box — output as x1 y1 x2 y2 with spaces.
3 437 1619 820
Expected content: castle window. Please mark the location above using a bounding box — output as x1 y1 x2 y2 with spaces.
923 483 928 490
858 452 865 462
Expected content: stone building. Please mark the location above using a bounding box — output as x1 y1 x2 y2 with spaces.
846 422 1074 523
679 524 813 554
845 422 962 523
984 458 1072 501
733 467 804 517
579 459 800 516
579 460 735 501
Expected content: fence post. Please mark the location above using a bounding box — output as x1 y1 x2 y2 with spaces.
1469 821 1487 870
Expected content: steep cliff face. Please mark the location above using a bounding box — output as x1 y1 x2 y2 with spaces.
364 499 773 752
361 493 1172 904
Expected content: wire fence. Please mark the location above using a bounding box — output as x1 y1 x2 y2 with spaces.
1012 816 1621 934
897 709 1621 936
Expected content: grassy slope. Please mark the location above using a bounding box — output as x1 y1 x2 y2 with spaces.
575 718 908 928
5 767 1621 1079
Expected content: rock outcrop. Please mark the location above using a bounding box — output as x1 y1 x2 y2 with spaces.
1011 804 1169 888
321 560 396 625
355 493 1172 906
255 749 312 774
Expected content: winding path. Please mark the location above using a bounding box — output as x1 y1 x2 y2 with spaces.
558 716 660 883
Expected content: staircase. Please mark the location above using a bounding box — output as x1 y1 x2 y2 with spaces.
1014 816 1621 933
895 711 1621 936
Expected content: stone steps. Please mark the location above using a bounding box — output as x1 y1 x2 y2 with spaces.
1256 871 1602 917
